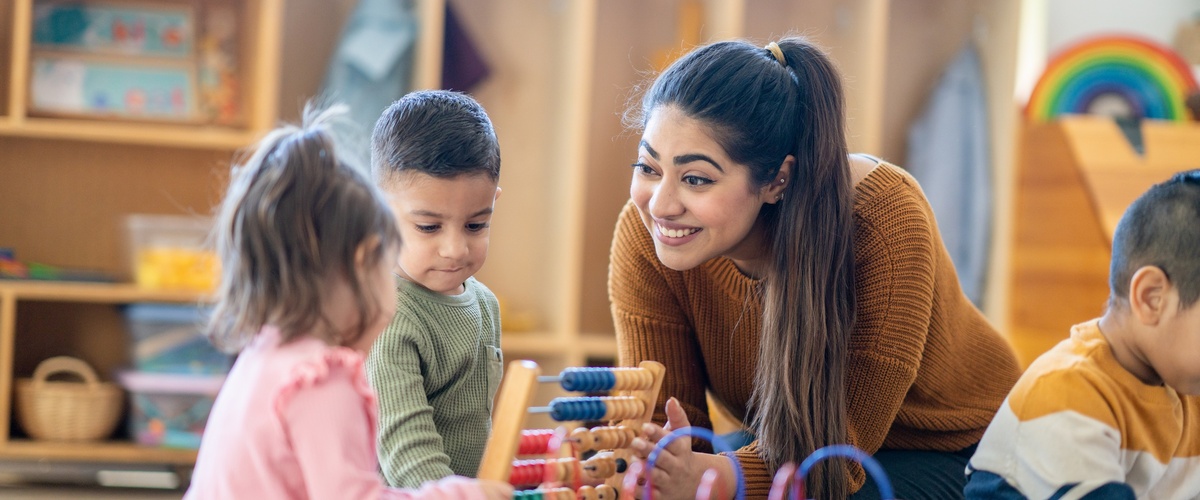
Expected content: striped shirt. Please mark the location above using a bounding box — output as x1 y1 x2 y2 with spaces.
966 319 1200 499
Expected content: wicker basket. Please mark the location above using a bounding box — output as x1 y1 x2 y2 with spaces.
16 356 124 441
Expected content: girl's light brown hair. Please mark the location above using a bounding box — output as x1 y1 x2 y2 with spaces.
207 105 401 353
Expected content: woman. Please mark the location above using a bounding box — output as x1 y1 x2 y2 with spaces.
610 37 1020 499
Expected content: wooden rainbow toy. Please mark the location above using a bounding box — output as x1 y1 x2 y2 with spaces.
1026 35 1198 122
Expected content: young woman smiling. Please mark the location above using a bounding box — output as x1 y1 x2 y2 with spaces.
609 37 1021 499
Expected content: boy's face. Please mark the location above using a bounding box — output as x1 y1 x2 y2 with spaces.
383 171 500 295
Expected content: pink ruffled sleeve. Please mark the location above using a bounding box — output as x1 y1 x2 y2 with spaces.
274 348 496 500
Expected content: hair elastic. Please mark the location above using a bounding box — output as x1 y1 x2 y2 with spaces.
765 42 786 65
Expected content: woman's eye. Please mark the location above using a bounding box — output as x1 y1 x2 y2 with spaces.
683 175 713 186
416 225 439 233
467 222 490 232
631 162 658 176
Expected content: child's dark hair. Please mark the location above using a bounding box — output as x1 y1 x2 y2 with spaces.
208 105 402 353
370 90 500 185
1110 169 1200 309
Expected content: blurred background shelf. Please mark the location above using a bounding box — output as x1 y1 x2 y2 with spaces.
0 282 208 304
0 119 260 150
0 440 196 465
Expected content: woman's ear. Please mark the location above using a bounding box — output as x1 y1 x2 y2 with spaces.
763 155 795 204
1129 265 1172 326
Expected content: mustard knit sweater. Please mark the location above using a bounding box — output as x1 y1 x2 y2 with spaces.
609 163 1020 496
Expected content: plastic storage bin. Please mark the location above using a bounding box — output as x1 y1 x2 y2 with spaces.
124 214 218 292
118 371 224 449
124 303 231 375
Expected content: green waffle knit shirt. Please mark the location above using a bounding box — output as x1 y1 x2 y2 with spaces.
367 275 503 488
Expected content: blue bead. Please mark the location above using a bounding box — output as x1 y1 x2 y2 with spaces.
560 368 618 392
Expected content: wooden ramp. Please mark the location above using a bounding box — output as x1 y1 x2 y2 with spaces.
1008 116 1200 366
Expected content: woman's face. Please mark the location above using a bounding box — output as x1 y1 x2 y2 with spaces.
630 105 782 272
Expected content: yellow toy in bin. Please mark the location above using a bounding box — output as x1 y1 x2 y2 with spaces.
125 214 219 292
16 356 124 442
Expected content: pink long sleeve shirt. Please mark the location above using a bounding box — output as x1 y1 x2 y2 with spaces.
185 327 489 499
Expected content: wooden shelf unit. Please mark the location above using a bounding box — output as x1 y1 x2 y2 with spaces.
0 0 285 149
1 439 198 466
0 0 455 471
0 282 209 463
0 0 328 470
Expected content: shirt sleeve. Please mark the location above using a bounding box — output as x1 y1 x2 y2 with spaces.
275 356 392 500
609 203 714 435
367 316 456 487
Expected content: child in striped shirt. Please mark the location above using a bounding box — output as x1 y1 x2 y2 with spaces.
966 169 1200 499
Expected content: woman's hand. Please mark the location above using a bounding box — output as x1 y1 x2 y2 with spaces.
629 398 735 500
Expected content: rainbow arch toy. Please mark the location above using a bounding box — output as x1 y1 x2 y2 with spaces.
1026 35 1198 122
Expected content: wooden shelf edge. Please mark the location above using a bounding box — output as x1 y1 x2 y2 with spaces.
0 119 261 150
0 281 210 304
0 440 197 465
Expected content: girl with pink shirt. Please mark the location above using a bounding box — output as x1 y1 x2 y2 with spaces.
185 107 511 500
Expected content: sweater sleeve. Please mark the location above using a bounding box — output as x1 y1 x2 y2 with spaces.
609 203 715 435
367 315 456 487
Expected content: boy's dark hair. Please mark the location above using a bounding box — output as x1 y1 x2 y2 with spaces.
370 90 500 184
1110 169 1200 308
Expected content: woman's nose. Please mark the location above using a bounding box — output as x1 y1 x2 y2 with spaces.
648 181 683 219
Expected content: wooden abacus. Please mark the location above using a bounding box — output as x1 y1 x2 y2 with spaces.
480 360 666 499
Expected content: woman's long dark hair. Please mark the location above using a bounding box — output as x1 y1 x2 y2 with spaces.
631 37 856 498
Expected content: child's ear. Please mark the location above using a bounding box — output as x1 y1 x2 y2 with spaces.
1129 265 1172 325
354 235 382 269
762 155 794 204
494 185 502 202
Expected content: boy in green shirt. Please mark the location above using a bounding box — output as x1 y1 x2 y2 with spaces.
367 90 503 487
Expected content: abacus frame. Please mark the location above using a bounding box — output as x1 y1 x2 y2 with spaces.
479 359 667 492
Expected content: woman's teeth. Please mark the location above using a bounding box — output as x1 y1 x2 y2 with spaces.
658 225 699 238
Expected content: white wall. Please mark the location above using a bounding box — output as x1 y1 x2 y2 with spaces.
1013 0 1200 102
1046 0 1200 53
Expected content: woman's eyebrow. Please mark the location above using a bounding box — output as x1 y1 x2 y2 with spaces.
639 140 724 172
